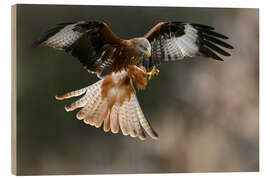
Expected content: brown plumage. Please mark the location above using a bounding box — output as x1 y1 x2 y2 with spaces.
34 20 233 140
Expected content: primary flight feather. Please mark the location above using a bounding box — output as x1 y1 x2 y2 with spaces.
34 21 233 140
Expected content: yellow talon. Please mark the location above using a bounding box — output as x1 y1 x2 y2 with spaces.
147 66 160 80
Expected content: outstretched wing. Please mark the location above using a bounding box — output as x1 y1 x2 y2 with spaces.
33 21 122 78
142 22 234 71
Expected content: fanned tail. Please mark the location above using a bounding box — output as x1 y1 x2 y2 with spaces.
56 77 158 140
117 94 158 140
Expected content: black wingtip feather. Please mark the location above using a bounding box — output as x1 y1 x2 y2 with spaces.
56 22 74 26
203 35 234 49
200 30 229 39
191 23 233 59
32 22 74 48
191 23 215 30
32 39 42 48
199 46 224 61
203 40 231 56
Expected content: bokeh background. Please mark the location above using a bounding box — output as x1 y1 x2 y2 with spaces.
15 4 259 175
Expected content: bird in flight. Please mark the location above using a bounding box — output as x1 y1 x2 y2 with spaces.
33 21 233 140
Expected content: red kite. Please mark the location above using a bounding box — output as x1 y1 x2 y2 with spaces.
34 21 233 140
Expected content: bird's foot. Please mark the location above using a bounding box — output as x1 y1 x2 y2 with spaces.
147 66 159 80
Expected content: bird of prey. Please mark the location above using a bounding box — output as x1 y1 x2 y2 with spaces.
33 21 233 140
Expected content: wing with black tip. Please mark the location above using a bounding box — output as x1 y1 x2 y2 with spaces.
143 22 234 71
33 21 122 78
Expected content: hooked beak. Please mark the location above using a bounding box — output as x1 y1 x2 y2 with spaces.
144 51 151 57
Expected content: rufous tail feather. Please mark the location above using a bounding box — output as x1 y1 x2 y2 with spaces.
56 78 158 140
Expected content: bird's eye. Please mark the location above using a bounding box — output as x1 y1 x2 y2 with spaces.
140 45 147 51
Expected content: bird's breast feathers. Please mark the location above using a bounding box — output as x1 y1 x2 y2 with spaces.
101 65 148 107
101 70 134 108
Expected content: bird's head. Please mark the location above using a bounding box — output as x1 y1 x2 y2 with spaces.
134 37 151 57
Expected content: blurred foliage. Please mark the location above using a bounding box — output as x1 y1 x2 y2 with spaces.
15 4 258 175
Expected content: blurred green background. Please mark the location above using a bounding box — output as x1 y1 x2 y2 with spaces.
15 4 259 175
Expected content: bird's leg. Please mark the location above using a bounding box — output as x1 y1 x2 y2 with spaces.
147 66 160 80
127 65 148 89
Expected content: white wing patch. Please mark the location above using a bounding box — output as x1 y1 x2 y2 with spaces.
176 24 199 56
162 24 199 61
44 22 85 50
